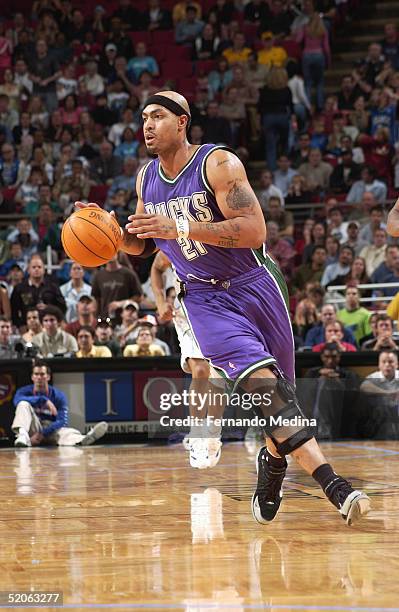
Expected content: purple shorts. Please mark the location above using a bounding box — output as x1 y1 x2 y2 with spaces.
181 266 295 384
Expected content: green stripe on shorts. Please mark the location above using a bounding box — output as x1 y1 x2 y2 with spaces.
253 248 290 309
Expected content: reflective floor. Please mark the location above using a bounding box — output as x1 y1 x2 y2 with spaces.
0 441 398 611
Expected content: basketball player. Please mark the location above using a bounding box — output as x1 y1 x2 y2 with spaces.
151 250 222 469
76 91 370 526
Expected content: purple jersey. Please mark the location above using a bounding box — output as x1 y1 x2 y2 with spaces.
141 144 259 281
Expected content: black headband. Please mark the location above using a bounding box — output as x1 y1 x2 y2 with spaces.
143 94 191 130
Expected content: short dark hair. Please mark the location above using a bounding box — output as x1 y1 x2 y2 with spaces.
340 245 354 256
0 315 11 324
40 305 64 323
321 342 341 354
376 314 392 326
77 325 95 338
32 359 51 375
329 207 342 216
370 205 383 215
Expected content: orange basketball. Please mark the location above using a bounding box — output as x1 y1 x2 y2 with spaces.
61 208 121 267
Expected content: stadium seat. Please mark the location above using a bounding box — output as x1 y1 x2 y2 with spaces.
161 61 193 80
151 30 176 46
128 31 152 46
280 40 302 61
88 185 109 205
164 45 192 61
195 60 217 75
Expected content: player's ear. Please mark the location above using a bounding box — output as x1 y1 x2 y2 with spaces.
178 115 188 133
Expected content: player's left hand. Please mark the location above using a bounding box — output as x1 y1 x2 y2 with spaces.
30 433 44 446
126 214 178 240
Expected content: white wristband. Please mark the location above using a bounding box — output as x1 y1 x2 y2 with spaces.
175 216 190 239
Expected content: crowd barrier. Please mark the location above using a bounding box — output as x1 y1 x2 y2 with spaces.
0 352 386 446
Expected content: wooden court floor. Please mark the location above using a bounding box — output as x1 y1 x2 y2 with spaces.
0 440 398 612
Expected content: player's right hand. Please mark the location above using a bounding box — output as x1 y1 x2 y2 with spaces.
157 302 174 322
74 201 116 217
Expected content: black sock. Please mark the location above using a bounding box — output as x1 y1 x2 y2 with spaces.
312 463 338 493
266 448 287 469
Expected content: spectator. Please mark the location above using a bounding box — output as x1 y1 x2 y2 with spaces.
361 314 399 351
348 96 370 135
114 300 140 346
321 244 354 286
329 150 360 194
0 316 21 360
127 42 159 83
12 360 107 447
381 23 399 70
285 174 312 206
79 61 104 97
302 222 326 263
175 5 204 45
266 221 295 279
331 256 369 296
173 0 202 24
265 0 294 37
259 67 292 171
244 51 269 92
208 57 233 97
336 75 362 111
53 159 90 210
292 245 327 291
90 140 123 185
108 108 138 147
287 61 311 130
202 101 232 146
123 325 166 357
359 43 386 88
304 303 357 347
75 325 112 358
113 0 143 30
218 86 246 149
273 155 298 197
92 254 143 317
371 244 399 286
244 0 269 26
0 143 19 187
207 0 235 28
257 31 287 68
264 196 294 242
346 166 388 205
0 94 18 134
114 127 139 160
298 147 333 196
295 11 330 111
124 314 171 354
302 342 359 439
106 157 138 202
359 228 388 278
142 0 173 31
14 58 33 101
65 295 97 338
327 207 349 244
337 285 371 344
95 320 121 357
13 110 35 145
32 203 61 252
11 255 66 329
290 132 311 168
194 22 220 60
0 69 21 113
312 320 357 353
0 282 11 319
293 289 319 341
359 351 399 439
32 305 78 357
222 32 252 65
359 127 393 185
22 307 42 343
4 265 24 299
56 63 78 102
358 204 386 244
7 218 39 260
60 263 92 323
29 39 61 113
344 221 368 255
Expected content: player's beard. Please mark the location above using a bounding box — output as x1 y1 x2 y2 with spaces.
145 144 158 158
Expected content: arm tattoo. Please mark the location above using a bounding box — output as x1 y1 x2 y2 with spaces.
217 235 239 248
226 180 255 210
217 159 230 167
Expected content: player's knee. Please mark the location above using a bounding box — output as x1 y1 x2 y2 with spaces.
189 359 210 379
16 400 33 411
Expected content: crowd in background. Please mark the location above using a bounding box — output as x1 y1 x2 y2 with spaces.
1 0 399 367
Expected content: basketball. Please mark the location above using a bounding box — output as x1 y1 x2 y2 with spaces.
61 208 122 267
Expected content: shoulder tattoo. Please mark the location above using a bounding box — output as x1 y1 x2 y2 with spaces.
225 179 255 210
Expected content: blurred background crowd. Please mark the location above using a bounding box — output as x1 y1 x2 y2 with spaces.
1 0 399 366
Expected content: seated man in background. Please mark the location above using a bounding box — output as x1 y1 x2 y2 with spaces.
60 262 92 323
22 307 42 343
361 314 399 351
300 342 360 439
0 316 22 359
337 285 372 345
32 306 78 358
123 325 166 357
359 351 399 439
94 320 121 357
75 326 112 358
305 303 357 347
312 320 357 353
12 360 107 447
65 294 97 338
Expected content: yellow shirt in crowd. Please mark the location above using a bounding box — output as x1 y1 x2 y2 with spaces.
123 344 165 357
223 47 252 65
257 46 288 68
76 346 112 358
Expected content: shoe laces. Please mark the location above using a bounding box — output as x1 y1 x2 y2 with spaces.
325 476 353 509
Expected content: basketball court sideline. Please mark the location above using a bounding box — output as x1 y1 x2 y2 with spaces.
0 441 398 611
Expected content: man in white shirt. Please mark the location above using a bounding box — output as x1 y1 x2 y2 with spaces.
347 166 387 204
321 245 354 287
60 263 92 323
359 227 388 278
255 169 284 209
